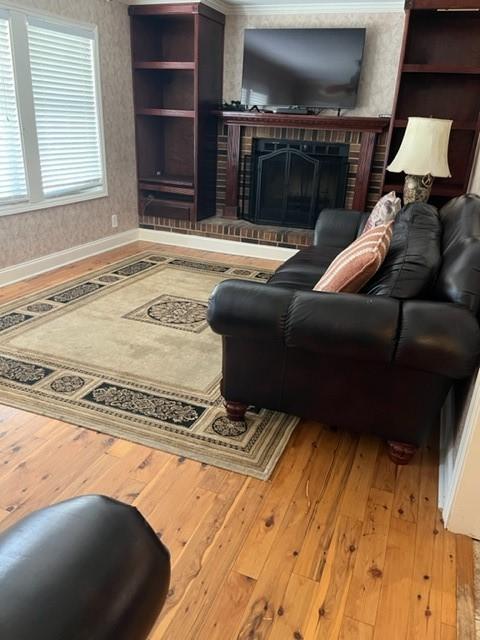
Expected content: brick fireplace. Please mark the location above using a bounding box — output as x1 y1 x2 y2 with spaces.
139 114 389 251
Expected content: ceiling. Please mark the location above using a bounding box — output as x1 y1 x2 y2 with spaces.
124 0 405 15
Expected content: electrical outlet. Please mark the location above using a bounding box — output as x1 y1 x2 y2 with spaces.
111 214 118 228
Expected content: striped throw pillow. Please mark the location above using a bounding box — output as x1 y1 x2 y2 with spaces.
314 222 394 293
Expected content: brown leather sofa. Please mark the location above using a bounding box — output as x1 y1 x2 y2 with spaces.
0 495 170 640
208 195 480 464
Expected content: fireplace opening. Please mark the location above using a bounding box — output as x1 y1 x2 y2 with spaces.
245 139 349 229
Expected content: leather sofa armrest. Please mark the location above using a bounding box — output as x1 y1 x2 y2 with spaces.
208 280 400 365
395 301 480 379
314 208 369 247
208 280 294 340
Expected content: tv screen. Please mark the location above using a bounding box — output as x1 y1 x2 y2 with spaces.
241 28 366 109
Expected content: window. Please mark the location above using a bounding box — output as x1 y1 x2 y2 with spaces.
0 10 27 204
0 5 106 215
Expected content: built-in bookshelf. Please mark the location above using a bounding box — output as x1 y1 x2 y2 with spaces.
382 1 480 206
129 3 225 221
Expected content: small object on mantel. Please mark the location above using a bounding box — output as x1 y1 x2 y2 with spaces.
387 116 452 205
215 111 390 132
222 100 246 112
272 106 310 115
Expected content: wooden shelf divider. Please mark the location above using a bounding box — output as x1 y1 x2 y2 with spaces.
383 182 465 197
139 174 195 196
402 64 480 74
140 175 194 187
136 108 196 118
134 61 196 70
393 119 478 131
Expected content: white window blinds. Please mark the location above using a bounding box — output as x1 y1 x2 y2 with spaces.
0 13 27 204
0 5 106 215
27 18 103 198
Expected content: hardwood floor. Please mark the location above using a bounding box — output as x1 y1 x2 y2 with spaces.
0 243 475 640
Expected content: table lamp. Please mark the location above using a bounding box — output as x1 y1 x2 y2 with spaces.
387 116 453 204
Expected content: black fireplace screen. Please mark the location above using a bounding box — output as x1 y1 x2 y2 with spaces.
246 139 349 229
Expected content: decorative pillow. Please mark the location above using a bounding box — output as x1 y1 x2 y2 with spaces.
363 191 401 234
313 223 394 293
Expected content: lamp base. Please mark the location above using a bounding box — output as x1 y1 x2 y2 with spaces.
403 173 434 205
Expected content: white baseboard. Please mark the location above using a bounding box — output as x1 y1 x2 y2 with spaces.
0 226 296 288
138 228 298 261
0 229 138 287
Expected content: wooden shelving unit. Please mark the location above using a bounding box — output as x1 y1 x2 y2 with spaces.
129 3 225 221
382 1 480 207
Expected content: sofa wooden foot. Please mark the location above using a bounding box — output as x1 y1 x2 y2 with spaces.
387 440 417 465
225 401 248 422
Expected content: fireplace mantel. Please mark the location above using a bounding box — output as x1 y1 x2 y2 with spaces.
216 111 390 218
216 112 390 133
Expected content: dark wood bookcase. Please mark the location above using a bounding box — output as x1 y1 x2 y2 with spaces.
382 1 480 206
129 3 225 221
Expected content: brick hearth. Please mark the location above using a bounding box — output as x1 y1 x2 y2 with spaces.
139 215 314 251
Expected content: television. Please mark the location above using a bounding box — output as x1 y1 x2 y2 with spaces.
241 28 366 110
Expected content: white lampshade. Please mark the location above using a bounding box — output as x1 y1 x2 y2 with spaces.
387 117 452 177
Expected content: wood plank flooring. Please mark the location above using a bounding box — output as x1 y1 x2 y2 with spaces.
0 242 475 639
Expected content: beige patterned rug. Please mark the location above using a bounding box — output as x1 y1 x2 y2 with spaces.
0 251 297 479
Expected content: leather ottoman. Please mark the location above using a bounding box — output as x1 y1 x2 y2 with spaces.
0 495 170 640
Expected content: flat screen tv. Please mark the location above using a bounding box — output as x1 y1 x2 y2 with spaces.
241 28 366 110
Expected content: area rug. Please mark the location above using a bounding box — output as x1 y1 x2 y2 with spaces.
0 251 298 479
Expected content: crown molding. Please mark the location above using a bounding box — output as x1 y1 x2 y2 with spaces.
121 0 230 11
123 1 404 15
226 1 404 14
204 0 230 11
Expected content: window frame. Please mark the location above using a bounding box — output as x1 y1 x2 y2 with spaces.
0 1 108 217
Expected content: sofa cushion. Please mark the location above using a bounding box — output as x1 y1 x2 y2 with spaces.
433 194 480 317
314 223 393 293
362 202 441 299
270 211 371 291
314 208 369 245
268 245 336 290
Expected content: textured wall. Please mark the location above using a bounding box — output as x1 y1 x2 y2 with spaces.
223 12 405 117
0 0 137 270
